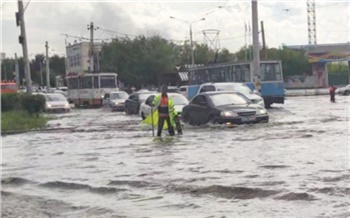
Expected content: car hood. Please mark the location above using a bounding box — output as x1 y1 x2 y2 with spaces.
46 101 68 106
112 99 126 104
174 105 185 113
244 93 263 101
216 103 263 112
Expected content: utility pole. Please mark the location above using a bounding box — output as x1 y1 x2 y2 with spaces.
15 53 20 87
45 41 50 91
87 22 95 73
16 0 32 94
260 20 267 60
189 25 195 67
252 0 261 91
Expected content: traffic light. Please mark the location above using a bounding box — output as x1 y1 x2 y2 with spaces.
15 12 20 26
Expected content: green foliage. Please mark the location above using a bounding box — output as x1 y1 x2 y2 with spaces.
1 93 20 112
327 62 348 74
20 94 46 115
1 111 49 132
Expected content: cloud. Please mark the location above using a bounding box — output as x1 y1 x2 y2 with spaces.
1 1 349 59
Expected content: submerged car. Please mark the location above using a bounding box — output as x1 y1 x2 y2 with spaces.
103 91 129 111
43 93 70 112
124 91 157 115
140 93 189 120
336 84 350 95
182 91 268 126
197 82 265 108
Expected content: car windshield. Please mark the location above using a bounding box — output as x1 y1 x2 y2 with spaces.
45 94 67 102
209 93 248 106
170 95 189 105
110 92 128 100
216 84 253 95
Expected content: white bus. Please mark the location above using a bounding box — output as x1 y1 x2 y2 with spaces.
66 72 118 107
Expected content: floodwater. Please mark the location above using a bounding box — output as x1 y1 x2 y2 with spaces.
2 95 350 218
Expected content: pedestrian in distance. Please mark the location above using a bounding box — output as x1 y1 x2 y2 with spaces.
329 85 336 103
152 85 177 137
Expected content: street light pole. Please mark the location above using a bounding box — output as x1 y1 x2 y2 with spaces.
170 16 205 68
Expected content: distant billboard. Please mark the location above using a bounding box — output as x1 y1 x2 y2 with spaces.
308 51 350 63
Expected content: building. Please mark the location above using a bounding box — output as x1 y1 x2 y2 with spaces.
65 41 103 74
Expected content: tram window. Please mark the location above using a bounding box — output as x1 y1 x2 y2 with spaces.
82 76 92 88
100 76 116 88
93 76 99 88
69 78 78 89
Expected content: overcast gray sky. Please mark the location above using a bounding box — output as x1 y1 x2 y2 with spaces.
1 0 350 59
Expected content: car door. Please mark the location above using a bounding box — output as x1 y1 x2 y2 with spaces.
188 95 211 125
129 94 139 114
144 95 155 117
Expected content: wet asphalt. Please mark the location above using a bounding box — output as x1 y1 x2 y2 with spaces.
1 95 350 218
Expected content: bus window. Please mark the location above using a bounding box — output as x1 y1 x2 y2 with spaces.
261 63 279 81
100 76 116 88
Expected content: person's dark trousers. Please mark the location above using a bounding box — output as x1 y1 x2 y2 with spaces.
157 116 175 137
330 93 335 102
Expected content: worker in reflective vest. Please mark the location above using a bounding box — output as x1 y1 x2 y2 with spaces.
152 86 175 137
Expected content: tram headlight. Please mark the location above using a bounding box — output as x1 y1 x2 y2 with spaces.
220 111 237 117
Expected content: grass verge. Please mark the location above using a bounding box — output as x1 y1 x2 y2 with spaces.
1 111 51 133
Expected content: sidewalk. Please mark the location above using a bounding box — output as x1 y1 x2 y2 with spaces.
285 88 329 96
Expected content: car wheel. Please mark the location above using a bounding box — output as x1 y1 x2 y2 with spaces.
207 115 216 124
344 90 349 96
125 106 130 115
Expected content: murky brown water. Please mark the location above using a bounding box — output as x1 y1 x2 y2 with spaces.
2 95 350 218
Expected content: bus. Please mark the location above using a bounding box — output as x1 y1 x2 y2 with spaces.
186 60 285 107
66 72 118 107
1 81 18 94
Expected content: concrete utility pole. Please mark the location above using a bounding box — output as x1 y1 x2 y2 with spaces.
252 0 261 89
15 53 20 87
260 20 267 60
87 22 95 72
45 41 50 91
16 0 32 94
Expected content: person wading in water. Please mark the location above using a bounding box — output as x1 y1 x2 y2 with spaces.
152 86 176 137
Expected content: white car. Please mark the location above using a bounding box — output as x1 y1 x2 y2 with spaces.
42 93 71 112
197 82 265 108
140 93 189 120
336 84 350 95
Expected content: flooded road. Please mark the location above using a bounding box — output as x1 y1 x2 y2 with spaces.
2 95 350 218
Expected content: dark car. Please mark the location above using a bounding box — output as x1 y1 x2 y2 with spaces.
125 91 157 115
182 91 269 125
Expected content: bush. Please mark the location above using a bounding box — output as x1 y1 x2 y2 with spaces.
1 93 20 112
20 94 46 115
